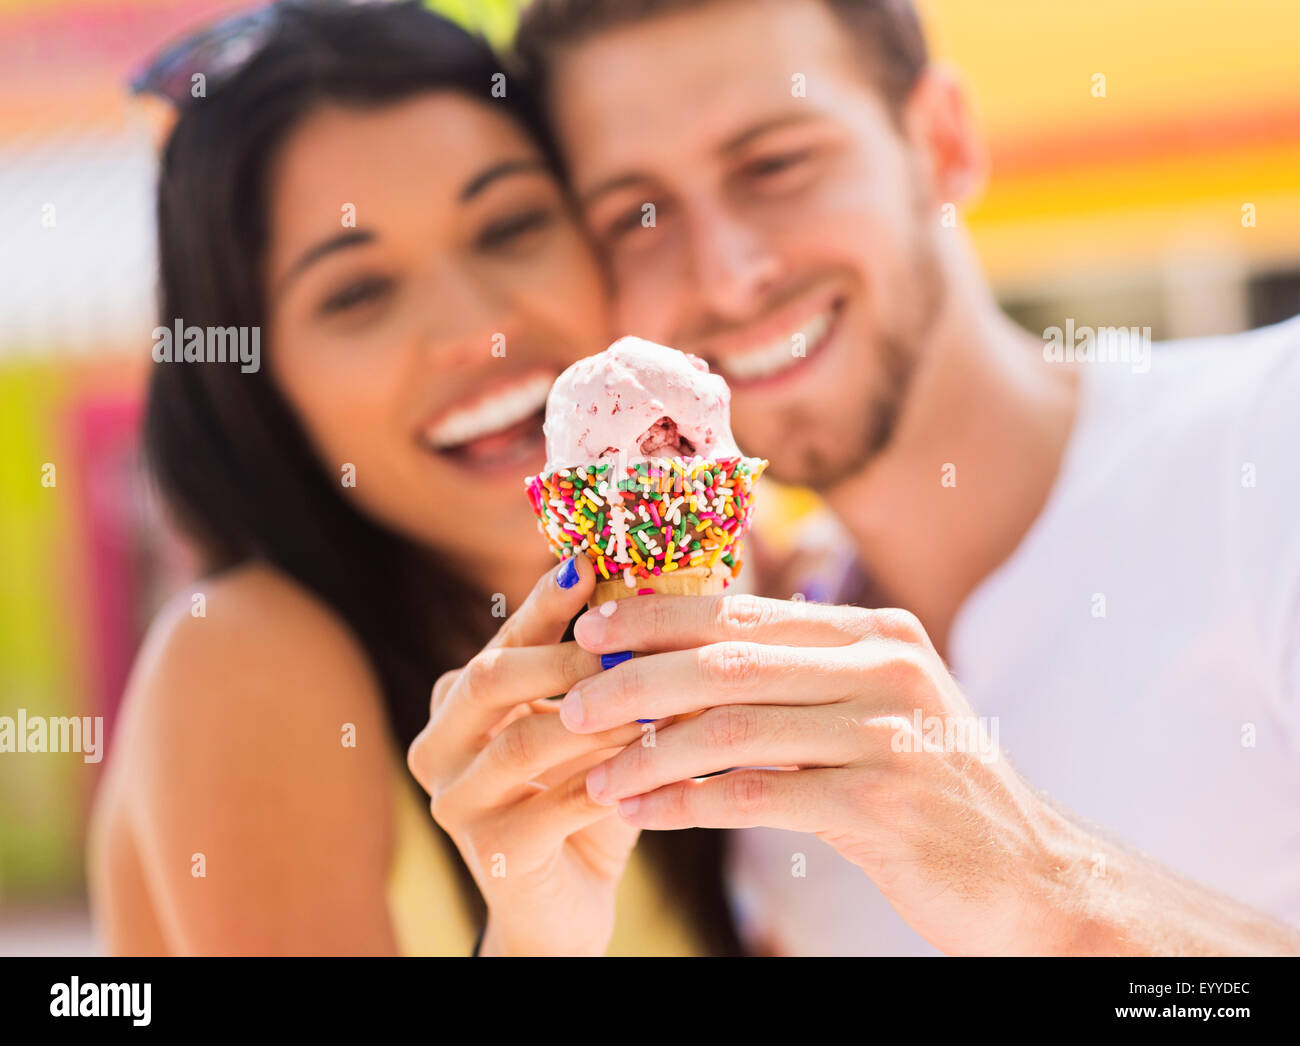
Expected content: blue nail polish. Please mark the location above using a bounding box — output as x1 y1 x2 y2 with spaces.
556 557 580 589
600 651 651 721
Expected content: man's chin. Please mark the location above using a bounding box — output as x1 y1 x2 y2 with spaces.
743 400 899 491
754 440 872 492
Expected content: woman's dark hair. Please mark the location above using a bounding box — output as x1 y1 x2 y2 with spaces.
145 0 742 955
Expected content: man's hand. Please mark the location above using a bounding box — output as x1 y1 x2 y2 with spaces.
565 593 1300 956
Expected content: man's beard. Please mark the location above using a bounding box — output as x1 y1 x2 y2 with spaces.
779 222 945 491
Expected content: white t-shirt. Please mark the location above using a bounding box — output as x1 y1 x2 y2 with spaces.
726 315 1300 956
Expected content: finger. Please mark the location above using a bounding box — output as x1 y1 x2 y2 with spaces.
484 701 537 742
456 710 645 804
526 704 682 790
407 722 438 796
429 667 462 717
573 592 926 655
523 772 642 859
584 704 874 805
525 708 647 789
614 767 846 833
562 640 916 733
476 772 639 872
487 556 596 651
529 745 616 791
425 642 605 770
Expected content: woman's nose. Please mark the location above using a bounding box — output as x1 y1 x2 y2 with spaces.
417 258 514 371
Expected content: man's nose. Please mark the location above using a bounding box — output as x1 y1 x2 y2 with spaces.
685 203 782 320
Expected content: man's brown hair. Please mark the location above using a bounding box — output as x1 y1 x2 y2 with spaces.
515 0 930 115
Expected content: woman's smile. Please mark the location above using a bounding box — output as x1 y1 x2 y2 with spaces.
418 368 555 475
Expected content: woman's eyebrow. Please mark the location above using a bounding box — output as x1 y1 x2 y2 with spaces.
459 157 549 202
276 228 376 299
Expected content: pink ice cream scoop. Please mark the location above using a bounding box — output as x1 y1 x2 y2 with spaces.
542 336 742 472
526 336 768 597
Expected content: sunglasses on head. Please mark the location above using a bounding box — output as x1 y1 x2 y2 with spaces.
128 0 395 106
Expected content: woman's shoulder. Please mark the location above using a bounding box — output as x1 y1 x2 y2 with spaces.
117 560 397 800
138 561 371 678
101 561 404 952
129 562 385 713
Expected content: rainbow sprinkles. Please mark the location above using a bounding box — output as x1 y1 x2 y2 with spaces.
526 455 768 588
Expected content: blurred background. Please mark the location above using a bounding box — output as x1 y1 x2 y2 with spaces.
1 0 1297 954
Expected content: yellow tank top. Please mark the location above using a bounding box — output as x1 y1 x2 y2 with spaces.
385 767 706 956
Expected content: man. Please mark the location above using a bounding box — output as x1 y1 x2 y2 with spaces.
516 0 1300 955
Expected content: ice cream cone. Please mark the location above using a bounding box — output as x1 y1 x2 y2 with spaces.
589 564 727 610
528 339 769 726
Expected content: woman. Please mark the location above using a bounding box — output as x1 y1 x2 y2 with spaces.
88 0 741 956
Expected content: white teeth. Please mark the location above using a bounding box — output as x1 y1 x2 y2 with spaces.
718 306 835 381
423 373 552 450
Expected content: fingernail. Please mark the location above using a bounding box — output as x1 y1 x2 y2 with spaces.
598 599 618 617
586 763 608 801
618 796 642 816
600 650 633 671
562 689 585 729
556 557 580 589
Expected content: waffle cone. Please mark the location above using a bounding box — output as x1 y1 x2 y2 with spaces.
589 565 727 610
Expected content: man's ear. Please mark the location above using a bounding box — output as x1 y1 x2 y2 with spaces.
901 64 988 208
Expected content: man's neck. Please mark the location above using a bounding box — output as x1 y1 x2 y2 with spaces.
825 282 1081 660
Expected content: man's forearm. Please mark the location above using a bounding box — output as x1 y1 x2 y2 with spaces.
1039 806 1300 956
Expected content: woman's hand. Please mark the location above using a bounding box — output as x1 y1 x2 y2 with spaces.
407 557 647 956
565 593 1085 956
